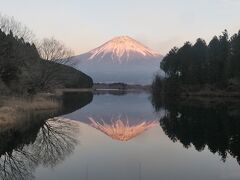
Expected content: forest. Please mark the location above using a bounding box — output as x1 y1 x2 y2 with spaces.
152 30 240 96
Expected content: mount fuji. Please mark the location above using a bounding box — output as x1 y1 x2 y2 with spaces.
69 36 163 84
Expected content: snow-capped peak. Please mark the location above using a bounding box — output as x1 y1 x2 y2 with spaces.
88 36 160 62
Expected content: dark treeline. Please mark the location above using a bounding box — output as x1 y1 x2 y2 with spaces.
153 30 240 95
0 29 39 93
0 16 93 95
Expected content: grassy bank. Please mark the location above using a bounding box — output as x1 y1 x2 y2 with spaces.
0 95 60 127
152 76 240 98
152 89 240 99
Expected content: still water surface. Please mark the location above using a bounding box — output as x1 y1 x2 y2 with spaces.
1 92 240 180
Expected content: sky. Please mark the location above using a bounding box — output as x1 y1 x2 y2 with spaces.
0 0 240 55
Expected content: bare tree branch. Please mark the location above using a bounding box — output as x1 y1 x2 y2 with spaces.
0 13 35 43
37 37 74 64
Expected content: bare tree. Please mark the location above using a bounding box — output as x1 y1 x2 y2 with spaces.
37 37 74 64
23 37 76 92
0 13 35 43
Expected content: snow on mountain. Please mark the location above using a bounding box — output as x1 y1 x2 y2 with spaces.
89 116 158 141
68 36 163 84
87 36 160 63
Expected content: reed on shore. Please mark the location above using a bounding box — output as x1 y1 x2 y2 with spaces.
0 95 60 127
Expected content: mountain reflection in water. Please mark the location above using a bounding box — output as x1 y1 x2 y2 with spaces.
64 93 159 141
2 92 240 180
89 116 158 141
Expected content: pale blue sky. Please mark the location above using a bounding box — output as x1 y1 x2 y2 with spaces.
0 0 240 55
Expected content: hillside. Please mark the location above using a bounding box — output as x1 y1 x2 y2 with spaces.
0 28 93 95
40 60 93 89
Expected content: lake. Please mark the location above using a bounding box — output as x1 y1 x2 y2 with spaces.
1 92 240 180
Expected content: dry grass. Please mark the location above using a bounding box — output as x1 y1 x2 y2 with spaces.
0 106 17 125
3 96 59 111
0 95 60 126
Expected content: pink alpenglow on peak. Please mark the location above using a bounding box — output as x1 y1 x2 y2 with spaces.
88 36 160 63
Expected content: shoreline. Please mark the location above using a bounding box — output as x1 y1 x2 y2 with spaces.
1 87 240 131
152 92 240 100
55 86 151 95
180 89 240 98
56 87 240 98
1 86 240 126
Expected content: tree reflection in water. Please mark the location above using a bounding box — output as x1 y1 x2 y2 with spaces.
151 95 240 165
0 118 80 180
32 118 79 167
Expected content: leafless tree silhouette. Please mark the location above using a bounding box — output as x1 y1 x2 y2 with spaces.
0 13 35 43
32 37 76 90
37 37 74 64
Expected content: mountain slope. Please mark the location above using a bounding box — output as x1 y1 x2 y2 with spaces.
69 36 163 84
85 36 160 63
